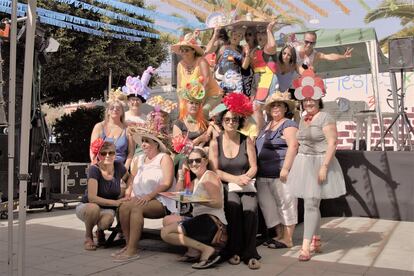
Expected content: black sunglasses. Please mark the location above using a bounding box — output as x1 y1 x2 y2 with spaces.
187 158 202 165
100 151 115 156
304 40 316 46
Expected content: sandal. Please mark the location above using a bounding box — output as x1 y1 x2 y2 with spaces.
247 258 261 270
228 254 241 265
113 253 140 263
298 249 311 262
191 253 220 269
111 246 127 257
84 240 97 251
310 236 322 253
267 239 290 249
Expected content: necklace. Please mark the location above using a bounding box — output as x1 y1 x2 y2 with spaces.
186 115 197 124
269 119 285 130
182 61 196 75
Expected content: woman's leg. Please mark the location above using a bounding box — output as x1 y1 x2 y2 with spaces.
123 200 166 256
161 223 215 262
225 192 243 259
240 193 260 263
119 201 134 244
301 198 321 258
256 178 281 232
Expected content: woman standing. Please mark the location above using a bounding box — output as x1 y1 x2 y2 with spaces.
277 45 298 93
114 120 175 262
161 148 227 269
77 141 129 250
256 92 298 249
172 32 222 117
288 70 346 261
90 98 134 170
209 93 261 270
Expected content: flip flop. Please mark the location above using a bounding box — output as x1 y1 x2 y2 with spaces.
177 254 200 263
95 230 106 247
267 239 289 249
111 246 127 257
113 253 140 263
84 240 97 251
228 254 241 265
191 254 221 269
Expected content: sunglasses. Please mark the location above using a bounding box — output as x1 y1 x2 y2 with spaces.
304 40 316 46
223 117 239 124
99 151 115 156
109 105 122 111
179 47 193 53
187 158 202 165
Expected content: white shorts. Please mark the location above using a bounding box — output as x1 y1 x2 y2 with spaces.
75 203 115 222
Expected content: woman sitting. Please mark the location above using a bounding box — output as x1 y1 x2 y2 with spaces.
113 120 176 262
161 148 227 269
76 141 129 251
209 93 261 270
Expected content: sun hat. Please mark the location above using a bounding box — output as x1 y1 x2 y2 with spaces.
171 33 204 56
264 91 296 114
178 77 206 103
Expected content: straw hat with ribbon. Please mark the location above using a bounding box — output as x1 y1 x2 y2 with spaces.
264 91 296 114
178 77 206 103
171 33 204 56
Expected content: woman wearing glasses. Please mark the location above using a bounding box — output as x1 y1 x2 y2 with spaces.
77 141 129 251
171 32 222 117
209 93 261 270
90 97 134 170
114 120 176 262
161 148 227 269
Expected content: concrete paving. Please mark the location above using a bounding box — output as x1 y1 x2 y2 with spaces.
1 204 413 276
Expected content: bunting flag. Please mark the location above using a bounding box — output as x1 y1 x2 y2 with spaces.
357 0 371 12
264 0 299 22
227 0 271 21
51 0 182 36
92 0 205 29
0 2 142 41
160 0 208 21
299 0 328 17
331 0 350 15
275 0 311 21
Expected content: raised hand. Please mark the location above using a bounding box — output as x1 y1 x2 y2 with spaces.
343 47 353 58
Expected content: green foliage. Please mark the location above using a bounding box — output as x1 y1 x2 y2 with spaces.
35 0 169 105
53 106 105 162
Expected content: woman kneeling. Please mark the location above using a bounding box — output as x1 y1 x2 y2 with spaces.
161 148 227 269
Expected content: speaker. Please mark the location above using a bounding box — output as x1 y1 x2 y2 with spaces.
171 53 181 88
389 37 414 71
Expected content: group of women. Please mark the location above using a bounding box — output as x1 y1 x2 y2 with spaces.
76 22 346 270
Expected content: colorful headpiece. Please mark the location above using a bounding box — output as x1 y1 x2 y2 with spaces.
90 137 105 164
172 134 194 156
146 95 178 114
292 70 326 100
108 87 128 105
222 93 253 117
121 66 155 103
179 77 206 103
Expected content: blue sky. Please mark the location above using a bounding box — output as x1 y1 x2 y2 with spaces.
147 0 403 40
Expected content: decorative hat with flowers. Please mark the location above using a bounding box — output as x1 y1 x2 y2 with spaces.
146 95 178 114
108 87 128 106
179 76 206 103
292 69 326 100
172 134 194 156
171 32 204 56
121 66 155 103
129 111 172 153
90 137 105 164
222 92 253 117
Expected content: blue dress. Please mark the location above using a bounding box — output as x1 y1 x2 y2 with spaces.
101 128 128 164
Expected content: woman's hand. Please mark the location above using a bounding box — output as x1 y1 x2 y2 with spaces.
279 168 289 183
116 197 129 207
318 166 328 184
236 174 251 186
134 195 152 206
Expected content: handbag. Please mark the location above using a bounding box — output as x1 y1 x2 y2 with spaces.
209 215 228 248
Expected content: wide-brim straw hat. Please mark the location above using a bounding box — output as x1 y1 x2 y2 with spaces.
264 91 296 114
129 126 170 153
171 33 204 56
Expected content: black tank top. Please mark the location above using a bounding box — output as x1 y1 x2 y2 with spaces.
217 133 249 183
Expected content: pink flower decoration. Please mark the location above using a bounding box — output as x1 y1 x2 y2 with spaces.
292 70 326 100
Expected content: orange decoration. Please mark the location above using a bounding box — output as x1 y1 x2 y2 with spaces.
331 0 350 15
300 0 328 17
275 0 311 21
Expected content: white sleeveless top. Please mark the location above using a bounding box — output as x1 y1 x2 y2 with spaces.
192 170 227 225
132 153 176 212
295 45 317 68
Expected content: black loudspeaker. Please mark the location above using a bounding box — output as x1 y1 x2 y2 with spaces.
389 37 414 71
171 53 181 88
